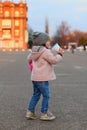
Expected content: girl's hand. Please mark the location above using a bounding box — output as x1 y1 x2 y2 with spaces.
57 48 64 55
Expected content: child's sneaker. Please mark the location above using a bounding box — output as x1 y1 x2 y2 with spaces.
26 110 37 120
40 111 56 121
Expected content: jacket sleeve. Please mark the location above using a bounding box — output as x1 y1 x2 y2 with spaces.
27 53 32 63
43 49 63 64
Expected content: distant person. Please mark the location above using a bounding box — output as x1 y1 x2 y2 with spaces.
26 32 64 121
27 34 33 71
27 34 33 49
71 45 74 53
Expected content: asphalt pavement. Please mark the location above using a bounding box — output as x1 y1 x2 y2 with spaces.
0 50 87 130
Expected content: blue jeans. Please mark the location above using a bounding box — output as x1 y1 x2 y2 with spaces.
28 81 50 113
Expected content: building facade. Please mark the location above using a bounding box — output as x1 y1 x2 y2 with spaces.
0 0 28 50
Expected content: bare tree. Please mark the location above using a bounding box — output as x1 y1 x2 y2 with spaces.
45 17 49 34
55 21 71 47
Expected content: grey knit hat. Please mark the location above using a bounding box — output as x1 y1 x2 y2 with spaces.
32 32 50 46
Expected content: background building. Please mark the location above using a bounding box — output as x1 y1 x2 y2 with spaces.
0 0 28 50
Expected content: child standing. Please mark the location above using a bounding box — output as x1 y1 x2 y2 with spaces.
26 32 64 121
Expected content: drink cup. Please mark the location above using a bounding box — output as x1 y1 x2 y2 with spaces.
52 43 60 51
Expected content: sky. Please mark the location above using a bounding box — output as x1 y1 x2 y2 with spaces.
26 0 87 35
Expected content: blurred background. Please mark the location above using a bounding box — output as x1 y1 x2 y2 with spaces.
0 0 87 51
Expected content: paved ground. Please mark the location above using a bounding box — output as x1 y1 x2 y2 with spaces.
0 50 87 130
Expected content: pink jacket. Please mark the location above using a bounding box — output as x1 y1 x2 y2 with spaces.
27 46 63 81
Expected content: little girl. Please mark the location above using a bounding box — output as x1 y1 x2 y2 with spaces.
26 32 64 121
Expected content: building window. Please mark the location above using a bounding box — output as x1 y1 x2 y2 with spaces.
15 20 19 26
2 29 11 39
2 20 11 28
15 29 19 36
15 11 19 17
4 11 9 17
